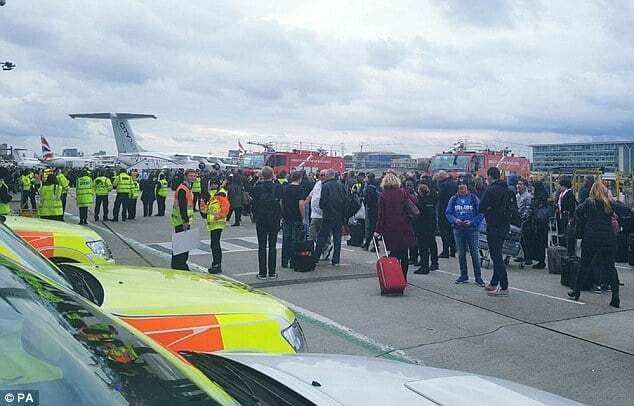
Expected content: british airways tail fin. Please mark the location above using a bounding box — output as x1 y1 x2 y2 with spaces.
69 113 157 154
40 136 53 160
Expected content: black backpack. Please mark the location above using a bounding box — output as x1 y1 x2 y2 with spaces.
256 182 280 219
344 191 362 219
502 189 521 226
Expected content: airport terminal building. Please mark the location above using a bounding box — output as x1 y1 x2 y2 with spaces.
531 141 634 173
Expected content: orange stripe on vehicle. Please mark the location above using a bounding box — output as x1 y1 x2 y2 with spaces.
119 315 224 353
15 230 55 258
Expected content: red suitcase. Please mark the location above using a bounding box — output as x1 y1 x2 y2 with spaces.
374 238 406 295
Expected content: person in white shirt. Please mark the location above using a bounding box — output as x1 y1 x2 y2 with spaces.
304 170 332 259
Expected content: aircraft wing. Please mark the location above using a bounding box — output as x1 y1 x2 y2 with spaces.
69 113 157 120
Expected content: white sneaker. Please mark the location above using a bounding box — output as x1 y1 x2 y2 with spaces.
487 288 509 297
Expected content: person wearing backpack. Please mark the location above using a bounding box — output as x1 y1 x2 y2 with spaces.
312 169 347 267
479 167 515 297
445 182 485 286
252 166 283 279
200 176 230 274
281 171 308 268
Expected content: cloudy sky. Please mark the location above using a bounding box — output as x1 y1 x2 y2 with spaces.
1 0 632 159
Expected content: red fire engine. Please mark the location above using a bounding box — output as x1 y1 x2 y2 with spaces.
240 150 345 176
430 143 530 179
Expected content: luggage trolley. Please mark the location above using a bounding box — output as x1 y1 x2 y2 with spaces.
478 220 523 269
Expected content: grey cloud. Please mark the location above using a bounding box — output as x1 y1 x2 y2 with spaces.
365 39 409 70
1 0 633 157
435 0 516 28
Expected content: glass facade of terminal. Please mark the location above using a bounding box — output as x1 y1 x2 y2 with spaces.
531 142 633 173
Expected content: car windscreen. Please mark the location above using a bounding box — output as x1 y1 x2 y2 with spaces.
0 222 72 290
0 259 226 406
240 155 265 168
181 352 316 406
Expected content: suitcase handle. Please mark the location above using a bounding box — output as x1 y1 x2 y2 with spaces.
373 236 388 259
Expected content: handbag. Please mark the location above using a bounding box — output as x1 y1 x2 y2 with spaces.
611 214 620 236
533 205 551 224
353 203 366 221
403 190 419 220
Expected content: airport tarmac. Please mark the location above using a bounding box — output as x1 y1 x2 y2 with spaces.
66 194 634 406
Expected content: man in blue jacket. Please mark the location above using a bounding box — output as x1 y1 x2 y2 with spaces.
446 181 485 286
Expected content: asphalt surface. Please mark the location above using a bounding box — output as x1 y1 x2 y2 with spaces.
64 193 634 406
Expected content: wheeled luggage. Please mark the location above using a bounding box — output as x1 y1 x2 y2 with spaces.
293 225 315 272
616 232 629 263
547 216 567 274
374 238 406 295
347 219 365 247
560 256 578 288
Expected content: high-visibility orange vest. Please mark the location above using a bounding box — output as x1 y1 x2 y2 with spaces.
171 183 194 227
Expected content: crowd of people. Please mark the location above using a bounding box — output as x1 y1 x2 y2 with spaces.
1 162 631 308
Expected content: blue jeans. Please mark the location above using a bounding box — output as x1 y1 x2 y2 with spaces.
282 221 303 266
487 223 510 290
313 218 343 265
453 227 481 279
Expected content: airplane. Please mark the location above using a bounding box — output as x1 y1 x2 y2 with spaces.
40 136 97 169
11 148 47 169
69 113 236 171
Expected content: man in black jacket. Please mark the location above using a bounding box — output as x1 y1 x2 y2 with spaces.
437 171 458 258
479 167 511 296
312 169 347 266
252 166 283 279
557 177 577 256
362 173 380 250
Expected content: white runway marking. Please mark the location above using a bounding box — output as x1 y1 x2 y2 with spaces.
434 269 585 305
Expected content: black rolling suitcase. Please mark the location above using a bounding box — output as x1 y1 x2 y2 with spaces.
560 256 579 288
547 217 567 274
629 234 634 267
347 220 365 247
616 232 628 263
293 225 315 272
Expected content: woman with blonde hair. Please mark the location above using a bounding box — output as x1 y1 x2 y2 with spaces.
374 173 416 279
568 181 623 307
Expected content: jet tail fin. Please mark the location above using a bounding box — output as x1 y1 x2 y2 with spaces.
69 113 157 154
41 136 53 160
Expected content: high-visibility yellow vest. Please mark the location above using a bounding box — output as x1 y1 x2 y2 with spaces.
130 179 140 199
157 179 168 198
114 173 132 194
203 188 228 231
76 176 94 207
57 173 70 193
39 184 63 217
19 175 31 191
0 181 10 215
192 177 202 193
94 176 112 196
171 184 194 227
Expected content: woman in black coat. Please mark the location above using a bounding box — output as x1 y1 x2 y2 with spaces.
568 182 626 308
413 183 439 274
